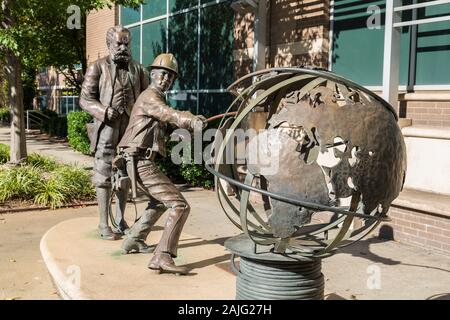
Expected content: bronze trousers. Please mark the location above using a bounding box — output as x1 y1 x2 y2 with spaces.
127 159 190 258
93 113 129 188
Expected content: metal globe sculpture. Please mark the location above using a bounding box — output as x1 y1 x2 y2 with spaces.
206 67 407 300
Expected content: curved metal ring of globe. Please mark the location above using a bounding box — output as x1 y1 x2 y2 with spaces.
205 67 407 259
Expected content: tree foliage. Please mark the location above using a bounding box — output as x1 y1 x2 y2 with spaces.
0 0 143 163
0 0 144 93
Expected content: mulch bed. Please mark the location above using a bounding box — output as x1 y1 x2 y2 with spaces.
0 199 98 214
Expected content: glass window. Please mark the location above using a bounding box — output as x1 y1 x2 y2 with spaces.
332 0 410 86
169 11 199 91
415 4 450 85
168 92 198 113
129 26 141 63
169 0 198 13
142 20 167 67
332 0 450 87
67 97 74 113
122 1 235 116
199 93 233 117
121 7 140 26
143 0 166 20
200 3 234 89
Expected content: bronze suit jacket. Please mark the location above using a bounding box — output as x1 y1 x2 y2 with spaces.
80 56 149 152
118 87 197 157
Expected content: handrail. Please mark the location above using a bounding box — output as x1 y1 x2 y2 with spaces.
26 110 52 131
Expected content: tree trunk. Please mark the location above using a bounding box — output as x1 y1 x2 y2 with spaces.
1 0 27 163
6 50 27 163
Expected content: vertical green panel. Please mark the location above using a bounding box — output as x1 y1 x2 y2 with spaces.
168 11 199 91
142 20 167 68
121 6 141 26
143 0 166 20
129 26 141 63
332 0 410 86
169 0 198 13
415 4 450 85
332 1 386 85
199 93 233 117
199 3 234 89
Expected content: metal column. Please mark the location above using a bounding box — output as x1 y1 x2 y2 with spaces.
383 0 402 108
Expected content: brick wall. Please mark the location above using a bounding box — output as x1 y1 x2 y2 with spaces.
234 11 255 80
269 0 330 69
379 206 450 255
232 0 330 79
86 7 117 66
401 100 450 128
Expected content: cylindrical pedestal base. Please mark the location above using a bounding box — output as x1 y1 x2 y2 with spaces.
226 235 325 300
235 256 324 300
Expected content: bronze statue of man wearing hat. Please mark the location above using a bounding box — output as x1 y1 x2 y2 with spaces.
80 26 149 240
118 53 206 275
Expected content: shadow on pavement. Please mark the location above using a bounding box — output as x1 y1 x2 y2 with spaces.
337 225 450 274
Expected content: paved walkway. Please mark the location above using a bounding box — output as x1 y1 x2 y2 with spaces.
0 125 449 300
0 126 93 168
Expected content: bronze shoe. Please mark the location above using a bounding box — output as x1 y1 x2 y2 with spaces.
113 221 131 236
98 226 121 241
121 238 154 254
148 252 188 275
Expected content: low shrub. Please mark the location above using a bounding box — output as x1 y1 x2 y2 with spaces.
33 177 67 209
0 166 43 202
27 153 58 172
34 165 95 208
180 162 214 189
0 149 95 209
67 111 93 155
0 107 10 125
51 165 95 200
156 138 214 189
0 144 9 164
39 109 67 137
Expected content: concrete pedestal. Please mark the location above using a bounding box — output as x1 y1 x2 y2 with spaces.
40 217 235 300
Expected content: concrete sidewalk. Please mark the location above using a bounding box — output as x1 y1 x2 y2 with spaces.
1 189 449 300
0 126 449 300
0 126 92 168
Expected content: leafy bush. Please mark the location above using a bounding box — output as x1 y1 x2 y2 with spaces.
39 109 58 134
34 177 66 209
180 162 214 189
34 165 95 208
0 107 10 124
0 143 9 164
50 165 95 200
27 153 58 171
38 109 67 137
67 111 93 155
156 139 214 189
0 151 95 209
0 166 43 202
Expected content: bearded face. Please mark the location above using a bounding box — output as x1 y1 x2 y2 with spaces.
108 31 131 65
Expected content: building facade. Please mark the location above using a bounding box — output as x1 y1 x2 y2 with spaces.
83 0 450 254
36 67 81 115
